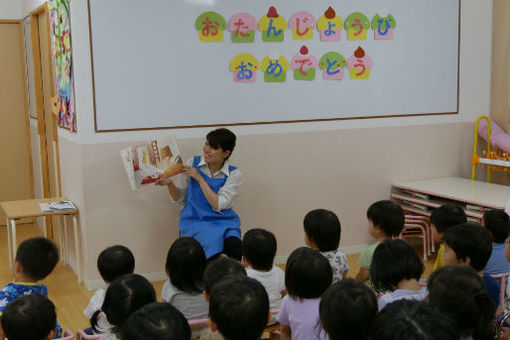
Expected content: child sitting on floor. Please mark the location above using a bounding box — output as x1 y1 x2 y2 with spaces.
161 237 208 320
1 294 58 340
200 256 247 340
442 222 500 306
91 274 157 340
428 265 496 340
84 245 135 319
370 239 427 310
372 299 458 340
0 237 61 337
430 204 467 270
355 200 404 289
319 278 377 340
209 275 270 340
121 302 191 340
482 209 510 276
242 228 285 314
303 209 349 283
277 247 332 340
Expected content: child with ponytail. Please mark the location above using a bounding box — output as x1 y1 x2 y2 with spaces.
428 265 496 340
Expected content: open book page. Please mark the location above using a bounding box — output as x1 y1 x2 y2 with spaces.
120 135 183 190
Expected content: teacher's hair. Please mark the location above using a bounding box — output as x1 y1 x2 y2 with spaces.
207 128 236 159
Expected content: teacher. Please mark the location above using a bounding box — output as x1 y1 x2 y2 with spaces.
157 128 242 260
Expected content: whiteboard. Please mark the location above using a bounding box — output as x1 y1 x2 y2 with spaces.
88 0 459 132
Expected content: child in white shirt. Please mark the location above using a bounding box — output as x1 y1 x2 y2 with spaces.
83 245 135 319
242 228 286 316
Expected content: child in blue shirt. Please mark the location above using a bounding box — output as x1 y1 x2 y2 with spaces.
482 210 510 276
0 237 61 337
442 223 500 306
1 294 58 340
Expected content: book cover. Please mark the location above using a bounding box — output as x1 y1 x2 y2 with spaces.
121 135 183 190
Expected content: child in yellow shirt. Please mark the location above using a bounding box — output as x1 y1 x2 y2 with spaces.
430 204 467 270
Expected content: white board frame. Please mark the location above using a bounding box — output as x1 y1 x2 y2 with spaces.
87 0 460 132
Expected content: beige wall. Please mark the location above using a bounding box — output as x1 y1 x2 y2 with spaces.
61 122 475 286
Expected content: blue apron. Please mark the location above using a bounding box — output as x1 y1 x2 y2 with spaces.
179 156 241 258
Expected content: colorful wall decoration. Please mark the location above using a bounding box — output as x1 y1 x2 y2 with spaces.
49 0 76 132
195 8 399 83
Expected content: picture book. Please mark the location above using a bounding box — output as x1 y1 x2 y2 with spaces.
121 135 183 190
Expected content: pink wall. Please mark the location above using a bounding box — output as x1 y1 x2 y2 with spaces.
61 122 474 286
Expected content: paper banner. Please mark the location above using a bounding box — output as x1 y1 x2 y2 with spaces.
345 12 370 41
195 11 227 42
371 11 396 40
288 11 316 40
230 53 259 83
228 13 257 43
291 46 318 81
49 0 76 132
261 54 289 82
317 7 343 42
347 47 373 79
319 52 346 80
259 7 287 42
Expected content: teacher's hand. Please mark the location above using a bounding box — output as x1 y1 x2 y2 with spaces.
155 175 173 186
182 165 201 181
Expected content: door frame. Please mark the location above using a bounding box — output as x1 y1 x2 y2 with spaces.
30 3 63 237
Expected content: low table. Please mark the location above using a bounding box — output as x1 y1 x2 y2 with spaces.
0 197 82 283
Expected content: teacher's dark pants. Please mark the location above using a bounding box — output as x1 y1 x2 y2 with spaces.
208 236 242 262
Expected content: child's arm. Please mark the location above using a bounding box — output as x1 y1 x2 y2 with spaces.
280 325 291 339
355 268 369 283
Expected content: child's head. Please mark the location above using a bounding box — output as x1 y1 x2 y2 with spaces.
121 302 191 340
285 247 332 299
91 273 157 335
483 209 510 243
98 245 135 284
242 228 277 271
166 237 206 294
1 295 57 340
366 200 404 238
202 256 246 296
319 278 377 340
209 275 269 340
427 265 496 340
430 204 467 240
371 299 457 340
442 223 492 271
15 237 59 281
206 128 236 160
303 209 341 252
370 239 424 293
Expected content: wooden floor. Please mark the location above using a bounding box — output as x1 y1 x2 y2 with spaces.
0 223 436 332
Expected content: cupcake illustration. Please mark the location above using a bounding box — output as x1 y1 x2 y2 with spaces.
228 13 258 43
288 11 316 40
319 52 347 80
317 7 343 42
344 12 370 41
371 10 396 40
347 47 373 79
259 7 287 42
291 46 318 81
261 52 289 83
195 11 227 42
230 53 259 83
